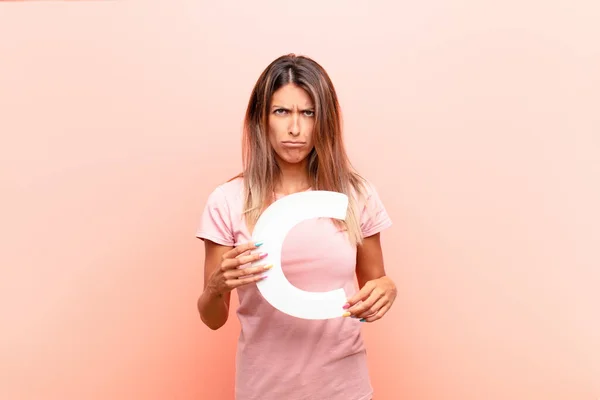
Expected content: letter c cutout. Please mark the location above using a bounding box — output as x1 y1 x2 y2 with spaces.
251 191 349 320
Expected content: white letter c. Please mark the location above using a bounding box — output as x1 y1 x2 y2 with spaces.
251 191 349 320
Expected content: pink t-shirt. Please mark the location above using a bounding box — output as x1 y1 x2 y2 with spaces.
196 177 392 400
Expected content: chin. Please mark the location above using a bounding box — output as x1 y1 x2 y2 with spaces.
282 157 308 165
277 153 310 166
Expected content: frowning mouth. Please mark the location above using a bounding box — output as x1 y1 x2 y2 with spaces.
281 141 306 148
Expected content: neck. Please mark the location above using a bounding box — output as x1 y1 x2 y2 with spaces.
274 160 311 195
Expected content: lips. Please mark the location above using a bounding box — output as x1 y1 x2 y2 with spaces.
281 141 305 148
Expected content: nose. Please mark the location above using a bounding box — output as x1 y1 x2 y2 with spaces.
288 113 300 137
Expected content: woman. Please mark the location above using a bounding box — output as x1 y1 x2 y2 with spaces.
196 54 397 400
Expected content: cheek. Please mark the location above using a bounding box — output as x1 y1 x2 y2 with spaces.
267 121 279 143
305 123 315 144
269 120 286 137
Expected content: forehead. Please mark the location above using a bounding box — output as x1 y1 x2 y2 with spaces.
271 83 313 107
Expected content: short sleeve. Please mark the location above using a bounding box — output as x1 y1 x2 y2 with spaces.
360 182 393 238
196 186 235 246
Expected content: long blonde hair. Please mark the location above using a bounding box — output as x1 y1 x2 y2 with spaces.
234 54 367 245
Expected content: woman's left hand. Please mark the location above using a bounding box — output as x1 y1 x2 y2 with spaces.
343 276 397 322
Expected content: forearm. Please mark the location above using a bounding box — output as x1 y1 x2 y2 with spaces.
356 233 387 288
357 272 387 290
197 288 229 330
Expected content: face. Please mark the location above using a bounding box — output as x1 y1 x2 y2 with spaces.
268 83 315 167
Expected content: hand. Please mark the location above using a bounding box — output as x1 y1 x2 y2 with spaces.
206 241 271 297
343 276 397 322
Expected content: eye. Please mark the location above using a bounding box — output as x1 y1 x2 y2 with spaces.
273 108 288 115
303 110 315 117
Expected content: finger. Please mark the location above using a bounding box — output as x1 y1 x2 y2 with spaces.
355 296 387 319
344 281 376 309
221 251 268 270
362 303 391 323
347 290 384 317
236 251 268 266
226 264 273 279
225 273 267 289
222 241 264 260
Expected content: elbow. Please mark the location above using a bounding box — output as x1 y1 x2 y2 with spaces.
201 314 227 331
197 293 228 330
207 322 225 331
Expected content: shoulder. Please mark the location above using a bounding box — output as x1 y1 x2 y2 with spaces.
200 176 245 221
215 175 244 198
206 175 244 203
360 177 379 197
196 176 245 244
352 175 392 235
349 174 380 205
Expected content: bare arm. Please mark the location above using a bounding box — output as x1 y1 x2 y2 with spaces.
197 240 233 330
197 240 270 330
356 233 387 288
345 233 397 322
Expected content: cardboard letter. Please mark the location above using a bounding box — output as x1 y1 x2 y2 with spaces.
251 191 349 320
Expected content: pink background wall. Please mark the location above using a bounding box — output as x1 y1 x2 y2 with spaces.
1 1 599 399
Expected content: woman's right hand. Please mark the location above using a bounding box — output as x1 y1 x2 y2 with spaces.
205 241 271 297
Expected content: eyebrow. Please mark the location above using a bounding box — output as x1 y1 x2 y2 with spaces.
271 104 315 110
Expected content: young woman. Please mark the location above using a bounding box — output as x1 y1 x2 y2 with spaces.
196 54 397 400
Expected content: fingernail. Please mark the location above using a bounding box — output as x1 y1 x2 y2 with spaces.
360 318 366 322
342 312 351 317
342 303 350 309
255 241 264 247
259 252 268 258
263 264 273 270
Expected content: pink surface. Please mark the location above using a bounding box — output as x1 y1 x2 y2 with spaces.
1 1 599 399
